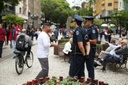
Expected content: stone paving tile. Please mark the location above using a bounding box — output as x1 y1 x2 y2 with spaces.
0 34 128 85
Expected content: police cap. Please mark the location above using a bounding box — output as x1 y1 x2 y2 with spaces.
74 15 84 22
84 16 94 20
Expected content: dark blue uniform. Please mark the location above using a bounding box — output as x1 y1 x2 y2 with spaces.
69 26 89 79
86 25 98 80
69 15 89 79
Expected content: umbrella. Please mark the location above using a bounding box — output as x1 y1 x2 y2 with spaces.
101 24 108 27
110 24 115 27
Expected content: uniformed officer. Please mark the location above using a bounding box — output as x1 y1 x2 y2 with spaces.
69 15 90 79
84 16 98 80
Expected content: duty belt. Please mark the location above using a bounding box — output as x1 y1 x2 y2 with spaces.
73 52 83 56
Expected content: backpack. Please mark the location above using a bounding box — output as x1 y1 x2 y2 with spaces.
16 35 28 51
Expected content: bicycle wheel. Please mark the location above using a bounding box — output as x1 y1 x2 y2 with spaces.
26 51 34 68
15 55 24 75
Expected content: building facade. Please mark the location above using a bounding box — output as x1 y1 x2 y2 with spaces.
15 0 28 20
28 0 41 29
118 0 128 11
94 0 118 19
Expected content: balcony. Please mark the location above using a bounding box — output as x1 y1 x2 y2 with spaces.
114 0 118 3
114 6 118 10
102 1 105 5
93 9 96 12
102 7 105 11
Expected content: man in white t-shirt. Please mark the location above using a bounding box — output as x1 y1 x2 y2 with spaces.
35 23 58 80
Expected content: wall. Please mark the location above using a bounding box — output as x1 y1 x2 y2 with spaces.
15 0 28 20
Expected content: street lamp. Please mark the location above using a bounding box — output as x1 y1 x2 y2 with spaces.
41 18 45 25
31 14 38 28
46 20 50 23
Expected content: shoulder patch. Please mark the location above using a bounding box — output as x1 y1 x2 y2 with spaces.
92 30 95 33
76 31 79 35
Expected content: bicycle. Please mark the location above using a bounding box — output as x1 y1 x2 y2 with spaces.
14 50 34 75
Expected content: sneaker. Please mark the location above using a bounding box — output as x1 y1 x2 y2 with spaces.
101 67 106 72
13 56 16 59
26 55 31 60
19 64 23 68
94 61 101 68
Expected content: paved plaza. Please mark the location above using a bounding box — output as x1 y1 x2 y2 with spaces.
0 35 128 85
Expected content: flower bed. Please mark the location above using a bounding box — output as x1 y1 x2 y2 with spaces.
23 76 109 85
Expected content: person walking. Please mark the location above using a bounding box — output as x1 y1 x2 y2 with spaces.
69 15 90 79
35 28 41 40
107 26 113 43
9 23 20 58
84 16 98 80
0 24 7 58
53 28 58 43
35 23 58 80
5 27 10 45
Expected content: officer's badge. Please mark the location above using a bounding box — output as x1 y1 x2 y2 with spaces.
76 31 79 35
92 30 95 33
84 35 89 41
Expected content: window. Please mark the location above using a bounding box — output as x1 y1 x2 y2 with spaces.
23 7 26 15
120 2 122 7
108 3 112 6
19 7 21 13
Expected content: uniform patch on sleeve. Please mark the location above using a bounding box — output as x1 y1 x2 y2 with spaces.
92 30 95 33
76 31 79 35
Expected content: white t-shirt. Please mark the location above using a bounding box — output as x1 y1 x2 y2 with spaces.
63 42 72 54
37 31 51 58
36 31 41 35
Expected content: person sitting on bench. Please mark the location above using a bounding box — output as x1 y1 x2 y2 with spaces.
99 39 128 71
63 38 72 61
94 38 122 67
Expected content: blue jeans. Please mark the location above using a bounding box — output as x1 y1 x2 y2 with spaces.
102 54 120 68
12 40 16 57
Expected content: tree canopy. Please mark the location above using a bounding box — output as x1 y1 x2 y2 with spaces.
110 10 128 30
0 0 19 13
41 0 96 27
41 0 75 27
2 14 24 25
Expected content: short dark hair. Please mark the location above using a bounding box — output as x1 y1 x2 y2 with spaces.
11 22 17 26
43 23 51 29
75 19 82 26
